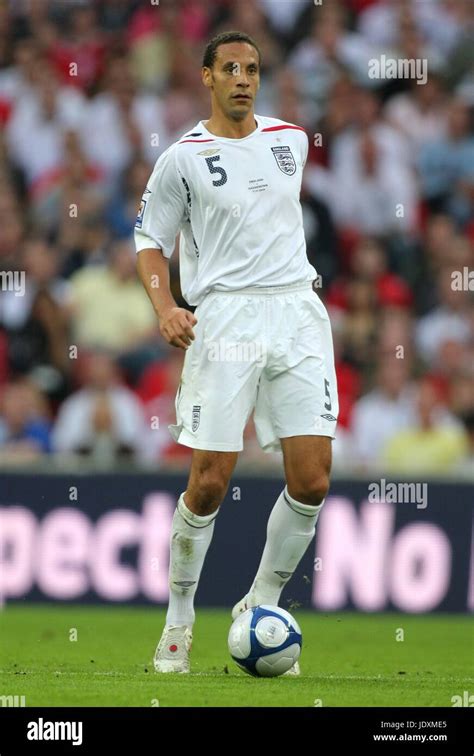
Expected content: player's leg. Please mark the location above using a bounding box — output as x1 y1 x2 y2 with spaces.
234 435 331 611
245 435 330 603
166 448 238 626
235 286 337 614
230 436 330 676
157 290 264 671
232 285 337 675
155 448 238 672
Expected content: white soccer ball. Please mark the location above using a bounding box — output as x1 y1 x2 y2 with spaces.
228 605 302 677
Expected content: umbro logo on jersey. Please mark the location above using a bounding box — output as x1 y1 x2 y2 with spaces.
271 146 296 176
192 405 201 431
320 413 337 421
274 571 293 579
197 148 221 156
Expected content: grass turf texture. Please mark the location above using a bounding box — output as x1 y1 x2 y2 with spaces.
0 604 472 707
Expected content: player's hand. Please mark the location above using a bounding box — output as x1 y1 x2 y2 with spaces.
158 306 197 350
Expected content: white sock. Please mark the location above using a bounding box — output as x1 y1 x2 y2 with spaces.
246 485 324 607
165 492 218 628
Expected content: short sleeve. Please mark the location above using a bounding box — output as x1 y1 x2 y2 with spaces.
134 145 187 258
301 130 309 169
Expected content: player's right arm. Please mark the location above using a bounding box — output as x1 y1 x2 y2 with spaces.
136 247 196 350
135 145 197 350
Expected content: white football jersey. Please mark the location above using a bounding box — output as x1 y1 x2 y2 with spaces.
134 114 317 306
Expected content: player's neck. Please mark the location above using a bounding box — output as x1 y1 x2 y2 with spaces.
203 113 258 139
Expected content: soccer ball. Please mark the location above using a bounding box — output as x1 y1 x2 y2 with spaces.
228 605 302 677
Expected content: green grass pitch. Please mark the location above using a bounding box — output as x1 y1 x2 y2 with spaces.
0 604 472 707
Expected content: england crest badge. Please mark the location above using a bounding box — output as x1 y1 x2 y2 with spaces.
192 405 201 432
271 146 296 176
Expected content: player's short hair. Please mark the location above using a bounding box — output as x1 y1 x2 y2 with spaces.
202 31 261 70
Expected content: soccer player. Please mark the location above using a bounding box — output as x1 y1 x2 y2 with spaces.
135 31 339 675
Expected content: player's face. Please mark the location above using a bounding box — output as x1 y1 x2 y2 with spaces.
203 42 260 120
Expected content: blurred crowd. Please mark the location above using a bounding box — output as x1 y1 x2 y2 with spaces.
0 0 472 475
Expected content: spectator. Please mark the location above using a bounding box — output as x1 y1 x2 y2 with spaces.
6 59 85 190
327 236 413 310
79 54 169 186
106 157 153 240
67 237 163 382
416 265 472 366
418 97 474 225
350 357 416 468
339 276 378 371
31 129 105 235
0 379 52 463
52 349 149 463
0 237 72 397
0 36 43 109
59 215 109 280
289 2 375 105
383 376 467 473
47 5 106 93
384 75 448 160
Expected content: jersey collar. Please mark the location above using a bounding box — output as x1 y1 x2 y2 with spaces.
199 115 261 142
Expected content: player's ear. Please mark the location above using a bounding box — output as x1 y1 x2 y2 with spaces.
202 66 211 88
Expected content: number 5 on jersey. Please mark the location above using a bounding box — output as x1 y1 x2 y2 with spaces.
205 156 228 187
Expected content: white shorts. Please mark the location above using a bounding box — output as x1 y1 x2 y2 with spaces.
168 280 339 453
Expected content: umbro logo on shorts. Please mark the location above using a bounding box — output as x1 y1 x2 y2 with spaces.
192 405 201 431
321 413 337 421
